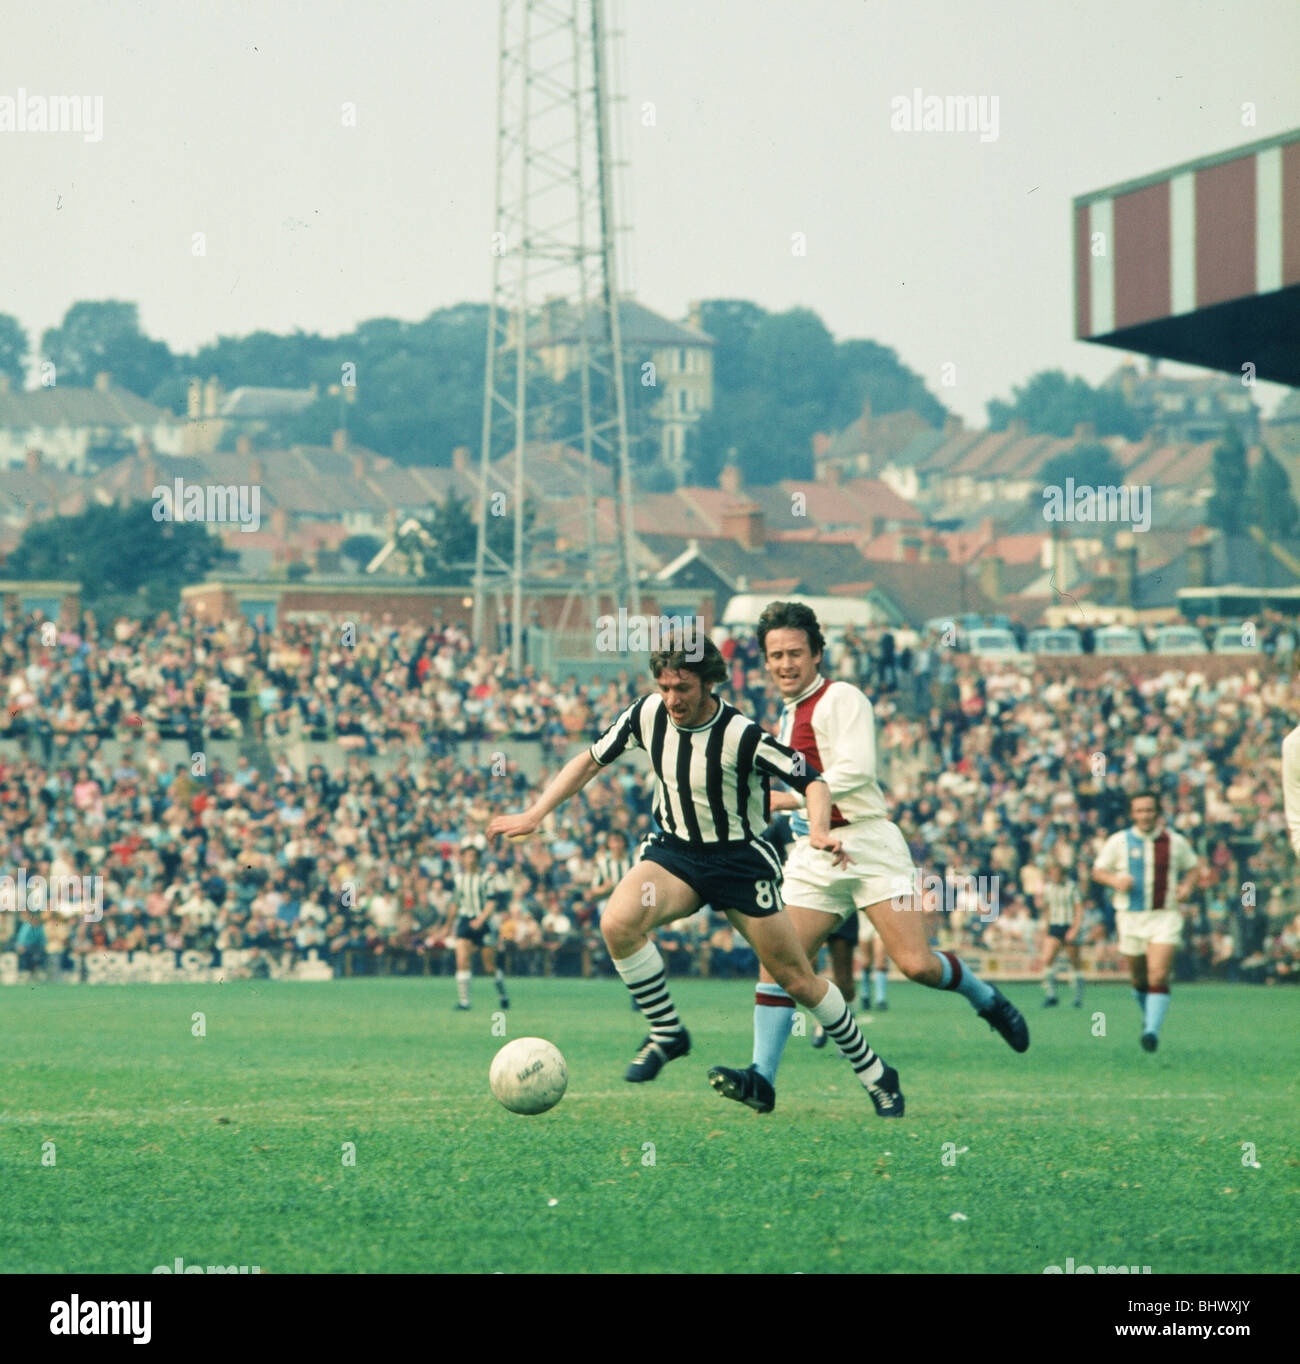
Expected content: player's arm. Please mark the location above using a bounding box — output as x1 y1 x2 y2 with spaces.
1066 889 1084 942
489 698 643 840
809 683 880 794
1090 836 1132 890
768 789 802 813
752 731 846 867
488 749 602 840
1174 839 1201 904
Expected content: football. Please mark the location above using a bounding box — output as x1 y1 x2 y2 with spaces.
489 1037 568 1115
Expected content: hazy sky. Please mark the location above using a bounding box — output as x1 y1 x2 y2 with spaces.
3 0 1297 426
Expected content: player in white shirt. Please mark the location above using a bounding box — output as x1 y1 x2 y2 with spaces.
1091 791 1201 1051
708 602 1029 1117
1281 725 1300 857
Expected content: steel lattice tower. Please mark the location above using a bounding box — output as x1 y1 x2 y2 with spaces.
473 0 641 669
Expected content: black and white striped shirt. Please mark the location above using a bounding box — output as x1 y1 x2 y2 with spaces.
1044 881 1079 927
453 870 498 919
592 852 633 893
590 693 821 845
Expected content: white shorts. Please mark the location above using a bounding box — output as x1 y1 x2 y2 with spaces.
1116 909 1184 955
781 819 917 923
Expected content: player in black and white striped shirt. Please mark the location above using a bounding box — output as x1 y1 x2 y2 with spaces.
489 638 903 1115
1036 862 1084 1008
589 830 639 1010
445 844 510 1012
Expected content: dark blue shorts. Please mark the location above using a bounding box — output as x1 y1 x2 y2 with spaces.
829 910 860 945
639 832 784 918
455 916 494 947
1048 924 1071 942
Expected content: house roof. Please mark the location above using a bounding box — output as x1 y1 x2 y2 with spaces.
0 383 176 430
540 298 714 350
218 387 318 420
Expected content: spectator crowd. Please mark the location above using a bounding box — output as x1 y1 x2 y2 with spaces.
3 605 1299 987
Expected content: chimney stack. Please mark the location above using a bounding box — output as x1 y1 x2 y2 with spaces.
203 376 220 418
1186 525 1213 589
94 372 111 393
944 414 965 438
334 429 349 454
1115 528 1138 608
0 375 10 394
452 445 471 475
187 378 202 420
24 448 41 473
720 502 765 551
1073 421 1096 441
719 458 742 495
236 434 251 457
977 554 1003 602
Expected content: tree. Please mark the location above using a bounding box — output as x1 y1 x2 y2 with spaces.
0 313 28 385
987 369 1140 439
1038 441 1125 492
690 300 947 487
1206 427 1248 535
340 534 384 571
1247 444 1299 540
40 301 176 396
398 489 536 583
6 501 235 615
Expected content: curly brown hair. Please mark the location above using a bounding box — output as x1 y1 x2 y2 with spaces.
649 636 728 687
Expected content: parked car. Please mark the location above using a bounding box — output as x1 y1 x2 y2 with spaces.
1093 625 1146 656
1212 623 1262 654
1151 625 1208 655
965 627 1023 659
1027 627 1083 657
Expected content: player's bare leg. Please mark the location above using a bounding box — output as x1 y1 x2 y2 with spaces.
481 944 509 1011
601 860 701 1081
868 932 890 1011
453 937 473 1010
1138 941 1176 1052
710 905 903 1117
862 893 1029 1052
1042 932 1063 1007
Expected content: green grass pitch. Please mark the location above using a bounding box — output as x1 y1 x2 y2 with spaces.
2 978 1296 1274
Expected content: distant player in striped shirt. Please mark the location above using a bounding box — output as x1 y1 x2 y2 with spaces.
708 601 1028 1118
489 637 904 1115
1036 862 1084 1009
589 830 639 1010
1091 790 1200 1051
446 844 510 1013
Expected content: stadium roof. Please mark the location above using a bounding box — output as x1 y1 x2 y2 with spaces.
1074 129 1300 385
